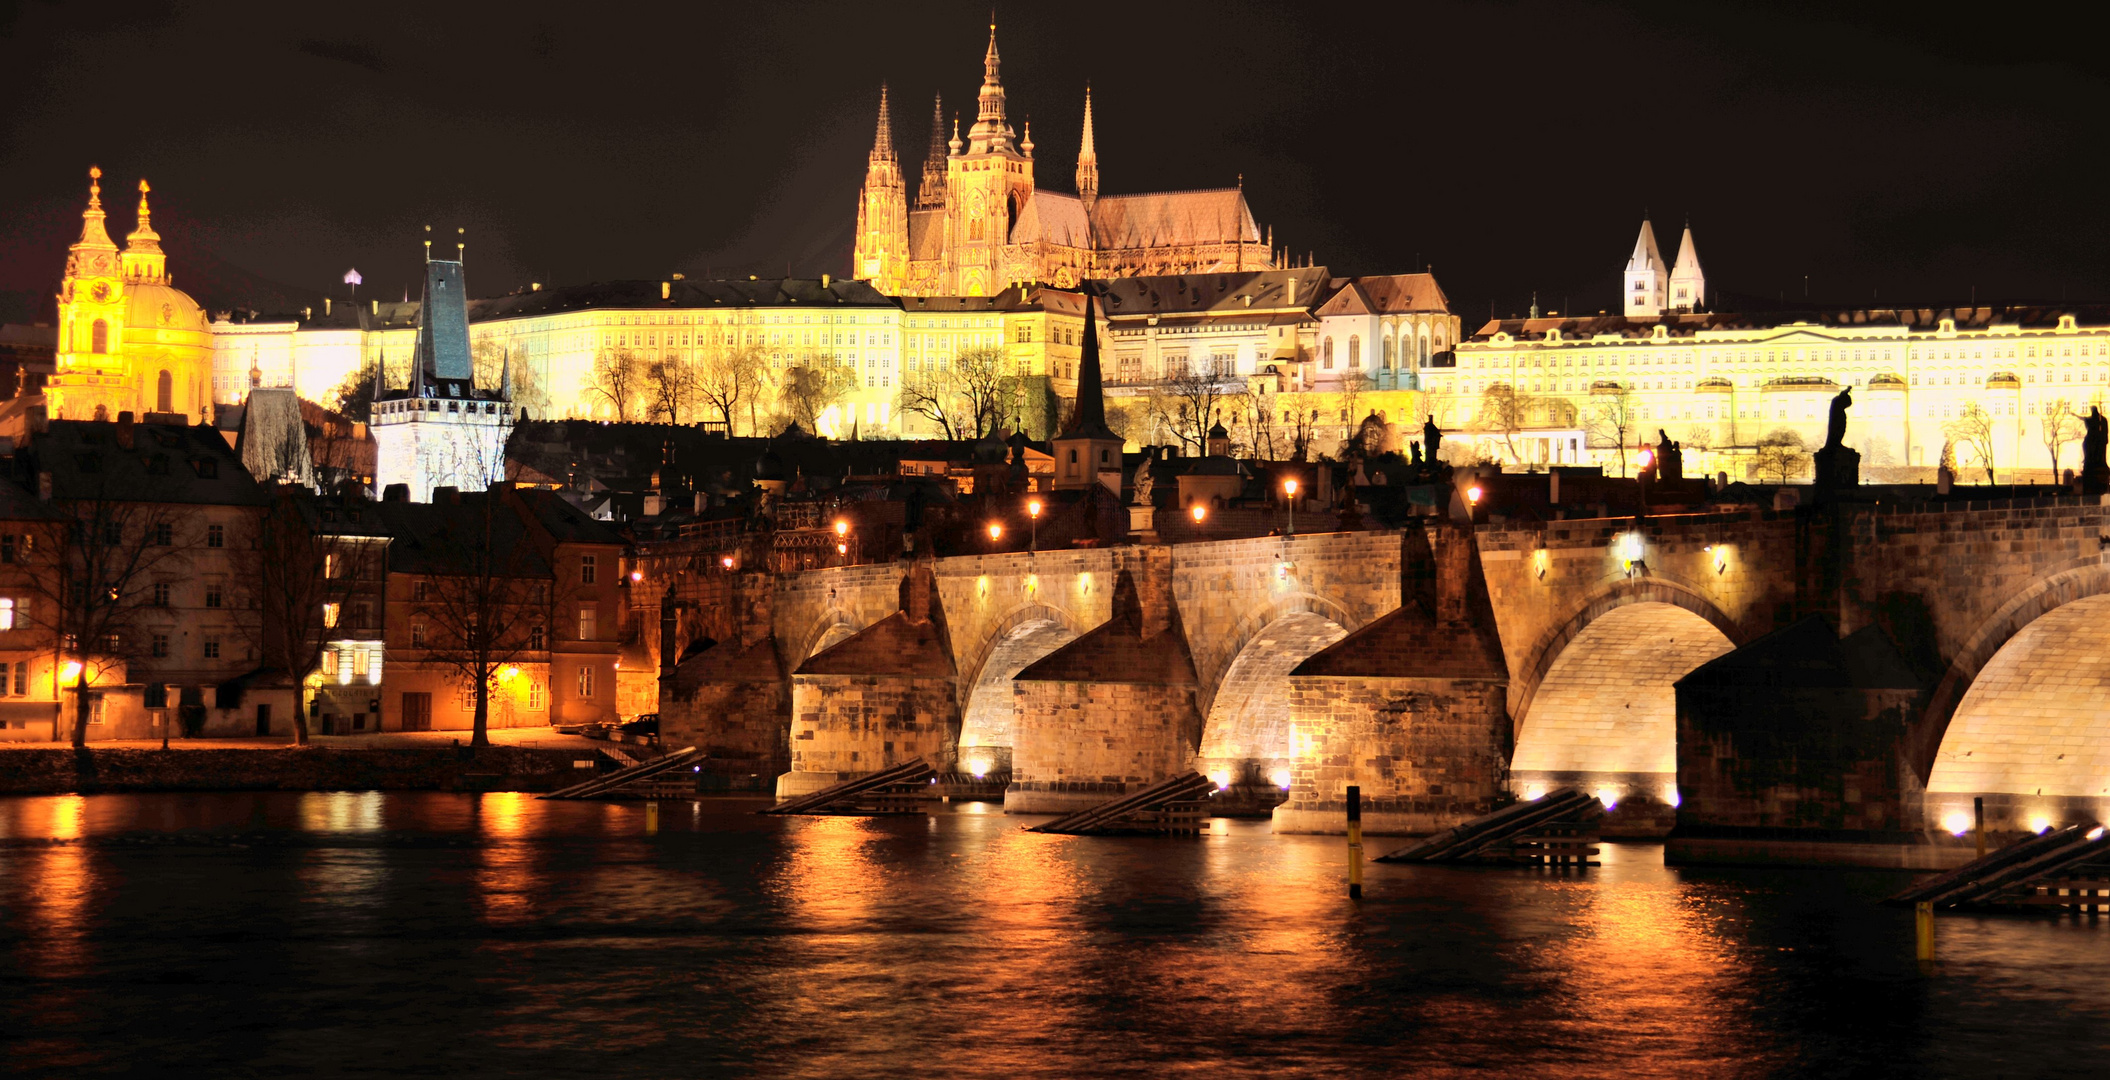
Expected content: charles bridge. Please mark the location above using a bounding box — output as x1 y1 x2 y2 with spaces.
639 492 2110 861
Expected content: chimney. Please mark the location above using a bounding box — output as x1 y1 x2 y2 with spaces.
38 470 52 501
661 281 671 300
116 412 135 449
821 273 832 289
531 283 542 292
371 299 379 314
382 483 410 502
324 298 332 316
432 486 460 504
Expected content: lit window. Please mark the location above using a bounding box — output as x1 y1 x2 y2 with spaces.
322 603 340 629
352 648 370 677
0 597 13 630
578 606 596 640
528 680 546 710
577 666 594 698
322 649 338 675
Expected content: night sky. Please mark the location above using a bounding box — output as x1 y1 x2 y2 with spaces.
2 0 2104 326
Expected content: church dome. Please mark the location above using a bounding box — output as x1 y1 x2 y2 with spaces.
123 282 209 336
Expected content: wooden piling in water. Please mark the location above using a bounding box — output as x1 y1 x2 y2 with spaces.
1347 785 1363 900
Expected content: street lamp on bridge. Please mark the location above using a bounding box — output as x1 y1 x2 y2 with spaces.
1283 477 1299 537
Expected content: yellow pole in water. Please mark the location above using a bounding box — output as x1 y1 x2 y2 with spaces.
1915 901 1935 963
646 801 659 835
1347 785 1364 900
1974 797 1986 861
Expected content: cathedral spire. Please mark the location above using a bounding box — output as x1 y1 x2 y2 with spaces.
967 18 1014 153
917 92 948 208
869 83 898 165
1668 218 1705 313
1076 84 1099 208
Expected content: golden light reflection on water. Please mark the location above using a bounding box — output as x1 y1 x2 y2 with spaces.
298 791 384 833
476 792 541 924
12 796 94 977
1526 847 1771 1077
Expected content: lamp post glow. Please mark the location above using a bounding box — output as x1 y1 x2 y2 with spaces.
1191 502 1207 528
987 521 1004 548
1284 477 1299 536
1027 498 1042 553
834 519 851 564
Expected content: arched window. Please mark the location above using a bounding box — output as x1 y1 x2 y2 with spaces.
1348 335 1361 368
156 370 173 413
90 320 108 354
1383 336 1395 370
1322 337 1335 369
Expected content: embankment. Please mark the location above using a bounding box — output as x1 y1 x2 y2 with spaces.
0 747 599 795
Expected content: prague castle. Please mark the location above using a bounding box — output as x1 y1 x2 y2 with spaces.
853 23 1274 297
32 167 213 425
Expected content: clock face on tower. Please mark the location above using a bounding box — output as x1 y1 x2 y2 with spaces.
91 281 112 303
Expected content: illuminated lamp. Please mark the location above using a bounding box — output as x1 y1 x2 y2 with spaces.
1942 811 1972 836
1269 768 1292 791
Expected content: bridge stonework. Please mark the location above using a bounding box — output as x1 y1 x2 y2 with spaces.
652 494 2110 850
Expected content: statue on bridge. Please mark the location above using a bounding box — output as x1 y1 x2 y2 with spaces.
1813 386 1860 492
1655 429 1684 482
2082 406 2109 495
1423 415 1442 467
1131 453 1155 507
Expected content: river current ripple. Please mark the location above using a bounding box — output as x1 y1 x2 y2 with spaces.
1 792 2106 1078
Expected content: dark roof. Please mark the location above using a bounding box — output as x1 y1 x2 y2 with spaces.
511 487 626 546
1096 267 1333 318
0 475 63 522
467 277 895 321
33 419 271 507
373 493 551 577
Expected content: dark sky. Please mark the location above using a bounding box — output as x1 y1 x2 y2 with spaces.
2 0 2105 325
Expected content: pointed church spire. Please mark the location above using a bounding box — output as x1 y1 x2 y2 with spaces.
373 348 389 398
1623 216 1668 318
1060 294 1116 441
917 92 948 208
869 83 897 165
967 17 1014 153
1668 218 1705 313
1075 84 1099 208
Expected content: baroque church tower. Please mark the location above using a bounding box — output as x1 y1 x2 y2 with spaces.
45 167 212 423
853 85 909 288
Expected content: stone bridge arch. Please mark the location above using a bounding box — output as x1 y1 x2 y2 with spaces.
1507 577 1741 824
1916 561 2110 830
953 601 1087 777
1193 592 1362 785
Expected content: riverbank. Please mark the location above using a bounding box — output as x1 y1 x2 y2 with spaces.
0 745 602 795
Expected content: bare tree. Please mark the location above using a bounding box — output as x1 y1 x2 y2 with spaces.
585 348 647 422
695 341 767 435
897 345 1018 440
1149 366 1235 453
22 490 191 746
331 359 379 424
1584 383 1639 477
1753 428 1810 484
1471 384 1528 465
238 490 369 745
1944 402 1998 484
409 494 544 748
2039 398 2082 477
777 362 853 434
1336 371 1373 452
644 356 699 424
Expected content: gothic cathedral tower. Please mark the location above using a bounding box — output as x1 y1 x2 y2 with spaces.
942 22 1035 296
853 85 910 293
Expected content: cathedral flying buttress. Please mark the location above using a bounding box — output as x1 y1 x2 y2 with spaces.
853 21 1276 297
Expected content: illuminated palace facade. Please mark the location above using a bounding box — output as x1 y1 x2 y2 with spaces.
215 278 1092 439
853 24 1275 297
1448 218 2110 478
14 168 214 431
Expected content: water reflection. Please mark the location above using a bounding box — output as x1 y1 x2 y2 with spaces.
0 794 2107 1079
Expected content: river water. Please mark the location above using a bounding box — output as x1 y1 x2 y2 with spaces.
1 792 2105 1078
